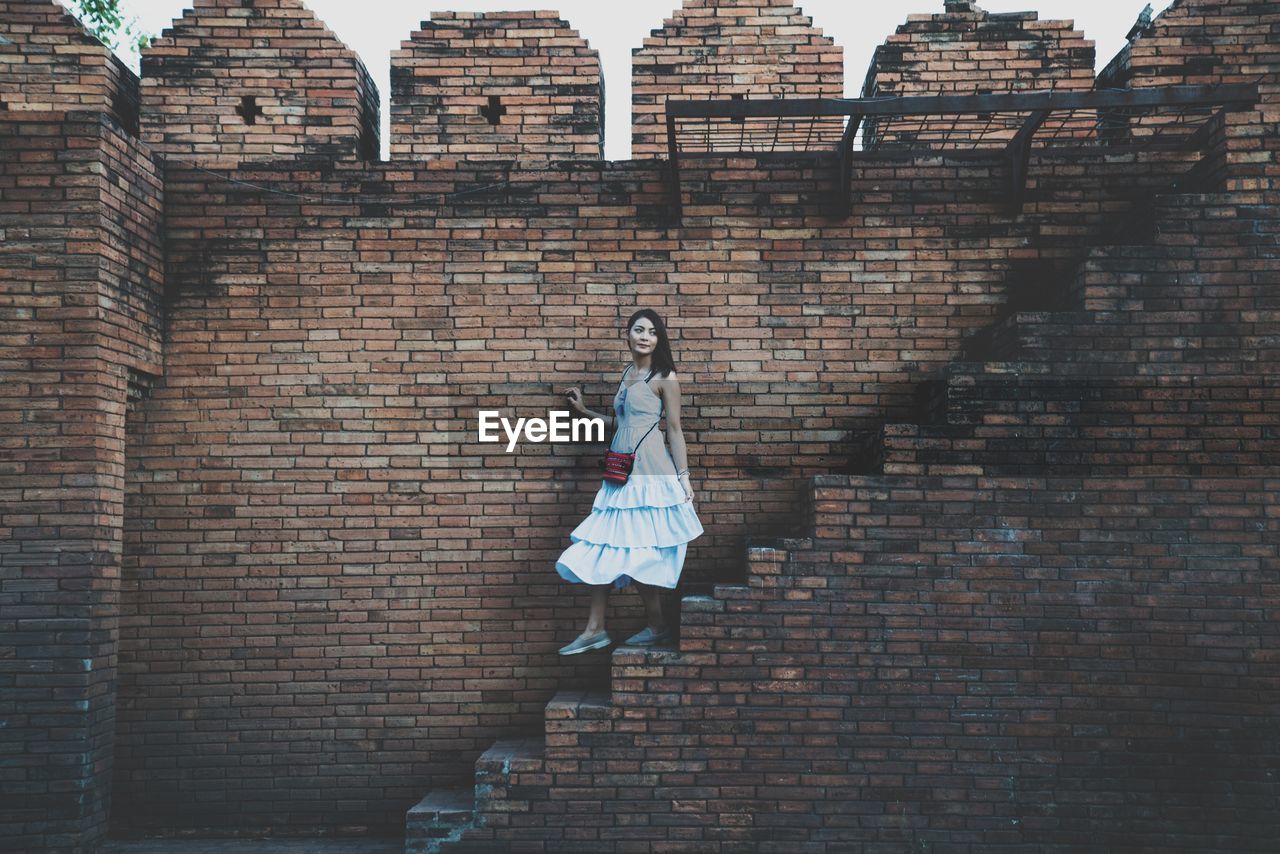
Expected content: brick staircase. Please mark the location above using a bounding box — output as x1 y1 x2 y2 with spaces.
405 542 803 853
877 191 1280 478
404 189 1280 851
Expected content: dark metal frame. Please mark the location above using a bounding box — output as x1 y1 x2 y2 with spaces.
661 83 1259 222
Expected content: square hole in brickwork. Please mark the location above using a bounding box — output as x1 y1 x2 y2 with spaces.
481 95 507 125
236 95 263 125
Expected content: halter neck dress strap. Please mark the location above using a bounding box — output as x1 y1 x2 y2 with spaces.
622 364 654 384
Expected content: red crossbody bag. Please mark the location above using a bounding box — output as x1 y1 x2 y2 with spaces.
603 371 664 486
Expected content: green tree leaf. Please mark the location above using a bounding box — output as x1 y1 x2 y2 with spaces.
66 0 152 54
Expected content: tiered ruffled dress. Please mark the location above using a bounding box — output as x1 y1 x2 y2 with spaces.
555 368 704 590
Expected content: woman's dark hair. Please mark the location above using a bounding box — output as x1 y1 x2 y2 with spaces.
624 309 675 379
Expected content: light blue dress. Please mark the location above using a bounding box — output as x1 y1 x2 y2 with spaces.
555 366 704 590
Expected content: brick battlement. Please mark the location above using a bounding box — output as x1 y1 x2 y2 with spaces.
0 0 139 131
865 2 1095 98
862 1 1095 147
140 0 380 161
1098 0 1280 188
632 0 843 158
391 11 603 161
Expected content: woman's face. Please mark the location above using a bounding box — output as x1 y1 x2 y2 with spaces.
628 318 658 358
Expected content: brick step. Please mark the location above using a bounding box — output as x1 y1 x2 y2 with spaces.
986 310 1112 360
405 788 473 854
1140 190 1280 223
666 592 725 651
961 311 1092 361
1076 248 1278 276
543 688 616 761
924 360 1132 425
1033 191 1280 325
744 538 811 588
1070 263 1280 322
958 190 1280 352
1116 190 1280 240
982 309 1279 366
920 361 1046 424
879 422 1280 477
427 650 727 852
433 737 549 853
404 582 744 853
959 191 1280 367
610 645 705 707
1094 211 1280 254
1081 191 1280 253
889 367 1280 475
1069 271 1275 318
924 361 1280 425
961 309 1266 364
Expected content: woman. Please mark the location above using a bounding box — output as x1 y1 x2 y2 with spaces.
556 309 704 655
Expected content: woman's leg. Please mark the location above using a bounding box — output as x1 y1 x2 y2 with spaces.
582 584 609 635
634 582 668 632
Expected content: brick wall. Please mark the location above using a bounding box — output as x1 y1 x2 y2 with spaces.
391 11 603 161
106 144 1211 834
0 109 164 851
862 0 1094 148
140 0 379 161
632 0 843 158
1098 0 1280 189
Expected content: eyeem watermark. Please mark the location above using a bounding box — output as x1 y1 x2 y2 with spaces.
478 410 604 452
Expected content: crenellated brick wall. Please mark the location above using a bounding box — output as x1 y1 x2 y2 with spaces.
2 0 1280 850
140 0 379 162
391 11 603 161
631 0 843 158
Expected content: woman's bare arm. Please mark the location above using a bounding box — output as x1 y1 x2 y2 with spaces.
563 386 615 429
654 372 695 501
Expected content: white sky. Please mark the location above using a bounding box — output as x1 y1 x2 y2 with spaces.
111 0 1172 161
